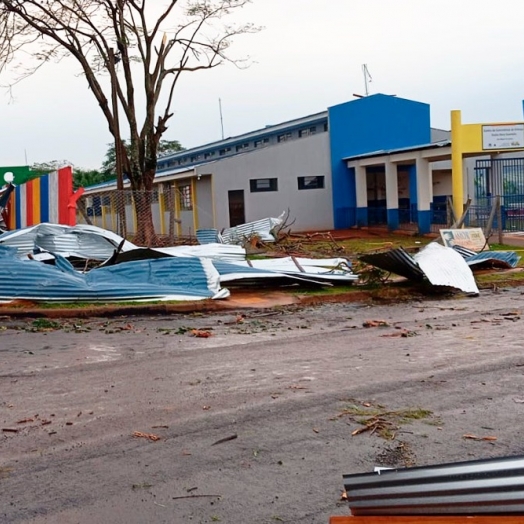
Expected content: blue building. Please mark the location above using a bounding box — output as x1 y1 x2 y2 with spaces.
83 94 453 236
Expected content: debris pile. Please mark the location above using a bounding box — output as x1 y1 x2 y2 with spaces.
360 242 479 294
0 222 357 303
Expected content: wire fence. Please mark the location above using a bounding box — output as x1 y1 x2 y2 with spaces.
76 187 198 245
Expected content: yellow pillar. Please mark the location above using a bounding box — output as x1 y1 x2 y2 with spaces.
192 177 199 233
451 109 464 222
159 187 166 235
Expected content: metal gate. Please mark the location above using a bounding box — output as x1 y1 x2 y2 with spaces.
474 157 524 232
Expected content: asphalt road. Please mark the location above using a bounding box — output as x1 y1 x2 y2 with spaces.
2 288 524 523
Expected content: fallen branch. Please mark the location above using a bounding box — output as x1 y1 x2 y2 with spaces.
211 434 238 446
172 494 221 500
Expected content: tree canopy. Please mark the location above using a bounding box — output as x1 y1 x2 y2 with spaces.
0 0 256 244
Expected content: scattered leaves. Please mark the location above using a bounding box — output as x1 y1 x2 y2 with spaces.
363 320 390 328
335 401 434 440
463 434 498 441
190 329 213 338
133 431 161 442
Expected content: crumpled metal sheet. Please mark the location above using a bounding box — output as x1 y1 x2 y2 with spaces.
155 243 247 263
220 212 285 244
103 248 355 285
244 256 358 283
413 242 479 294
452 245 520 269
359 248 425 281
360 243 479 294
211 260 329 286
463 250 521 269
0 245 229 303
0 223 136 259
196 229 222 245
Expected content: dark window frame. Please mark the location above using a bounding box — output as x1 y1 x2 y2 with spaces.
277 132 292 143
298 175 325 190
250 178 278 193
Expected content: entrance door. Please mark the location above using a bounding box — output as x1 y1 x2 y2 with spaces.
228 190 245 227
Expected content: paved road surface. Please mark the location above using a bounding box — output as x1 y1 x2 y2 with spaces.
2 288 524 523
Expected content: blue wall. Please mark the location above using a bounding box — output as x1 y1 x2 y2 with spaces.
328 94 431 228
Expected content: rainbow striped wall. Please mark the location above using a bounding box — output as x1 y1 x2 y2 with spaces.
8 166 73 229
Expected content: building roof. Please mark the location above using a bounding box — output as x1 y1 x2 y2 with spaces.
159 110 328 162
343 139 451 162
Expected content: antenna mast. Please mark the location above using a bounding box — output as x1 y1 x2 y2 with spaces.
362 64 372 96
218 98 225 140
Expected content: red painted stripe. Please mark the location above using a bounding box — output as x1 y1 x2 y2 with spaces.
57 166 72 224
26 180 34 225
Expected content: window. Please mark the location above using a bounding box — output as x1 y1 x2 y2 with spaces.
323 122 328 132
179 184 193 210
219 147 232 156
254 138 270 148
190 155 200 162
298 126 316 138
235 143 250 152
204 151 216 159
298 176 325 190
250 178 278 192
277 132 292 143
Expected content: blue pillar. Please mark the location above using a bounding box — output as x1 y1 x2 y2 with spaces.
356 207 368 227
387 209 399 230
417 210 431 234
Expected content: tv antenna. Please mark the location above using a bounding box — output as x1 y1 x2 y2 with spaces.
218 98 225 140
362 64 372 96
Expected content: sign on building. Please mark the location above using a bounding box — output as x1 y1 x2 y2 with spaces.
482 124 524 151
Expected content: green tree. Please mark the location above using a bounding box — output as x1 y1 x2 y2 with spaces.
0 1 256 245
31 161 110 190
101 139 184 179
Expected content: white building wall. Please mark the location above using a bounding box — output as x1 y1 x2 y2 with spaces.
196 133 333 232
195 176 214 229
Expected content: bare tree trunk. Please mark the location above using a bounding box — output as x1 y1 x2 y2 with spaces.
132 190 156 247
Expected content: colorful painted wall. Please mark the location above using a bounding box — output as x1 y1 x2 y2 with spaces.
8 166 76 229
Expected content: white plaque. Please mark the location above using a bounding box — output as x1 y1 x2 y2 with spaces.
482 124 524 150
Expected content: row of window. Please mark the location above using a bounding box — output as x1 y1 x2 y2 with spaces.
250 176 325 193
87 175 324 217
159 122 328 170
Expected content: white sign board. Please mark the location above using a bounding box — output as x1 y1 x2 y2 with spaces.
482 124 524 150
440 228 487 252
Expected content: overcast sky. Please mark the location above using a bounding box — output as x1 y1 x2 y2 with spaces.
1 0 524 170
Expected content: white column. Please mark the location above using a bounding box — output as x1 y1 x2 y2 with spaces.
416 156 431 211
355 164 367 208
385 161 398 210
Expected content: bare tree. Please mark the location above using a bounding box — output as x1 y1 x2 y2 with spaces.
0 0 256 245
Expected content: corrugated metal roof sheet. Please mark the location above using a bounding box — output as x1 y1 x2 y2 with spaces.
466 251 521 268
359 248 425 281
221 213 285 244
414 242 479 294
0 245 228 302
360 243 479 294
213 257 357 285
0 223 135 260
343 140 451 161
196 229 222 245
452 245 521 269
343 455 524 516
